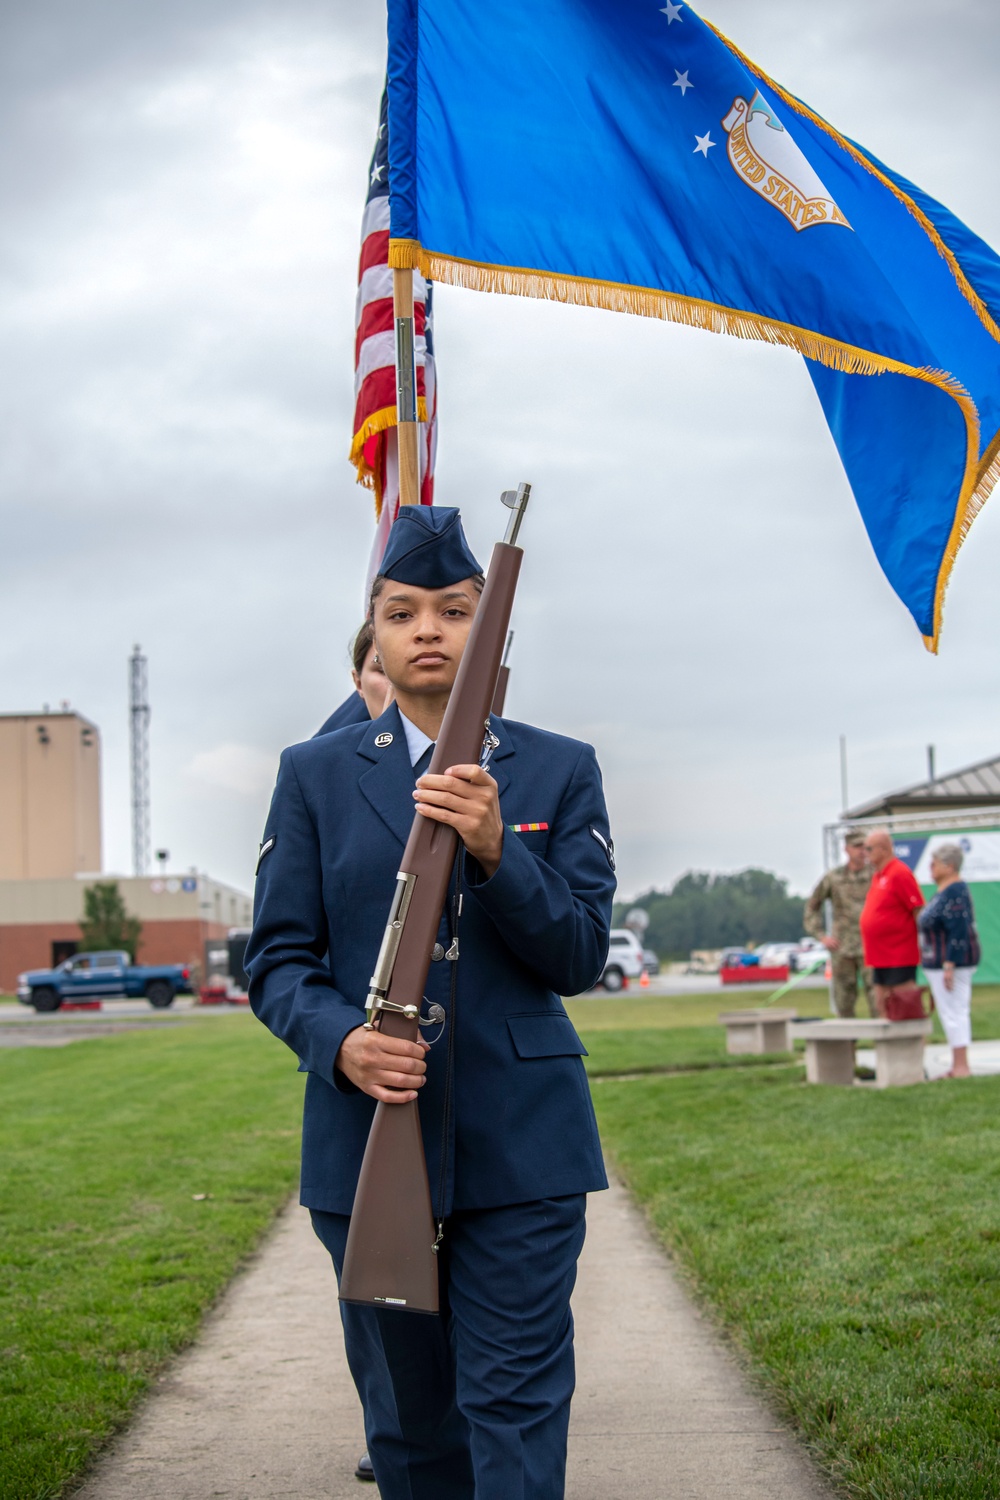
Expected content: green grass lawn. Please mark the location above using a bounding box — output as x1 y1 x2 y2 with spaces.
0 1015 303 1500
593 1063 1000 1498
567 987 827 1074
5 985 1000 1497
566 983 1000 1077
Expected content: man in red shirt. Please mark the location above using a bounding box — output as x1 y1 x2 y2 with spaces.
859 828 925 1015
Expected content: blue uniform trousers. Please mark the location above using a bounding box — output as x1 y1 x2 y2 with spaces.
310 1194 586 1500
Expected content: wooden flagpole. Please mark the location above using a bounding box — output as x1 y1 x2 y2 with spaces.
393 267 420 507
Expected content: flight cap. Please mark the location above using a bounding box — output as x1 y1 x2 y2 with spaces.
379 506 482 589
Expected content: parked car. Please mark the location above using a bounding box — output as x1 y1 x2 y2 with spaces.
792 940 828 974
599 929 646 992
16 951 194 1012
719 947 758 969
642 948 660 976
755 942 799 970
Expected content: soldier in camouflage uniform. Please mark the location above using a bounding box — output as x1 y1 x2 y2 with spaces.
804 831 875 1018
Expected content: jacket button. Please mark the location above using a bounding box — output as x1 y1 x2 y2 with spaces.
430 943 445 962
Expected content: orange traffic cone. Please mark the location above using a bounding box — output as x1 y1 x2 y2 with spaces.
639 968 650 988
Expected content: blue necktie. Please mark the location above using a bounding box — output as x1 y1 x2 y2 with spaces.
413 745 434 779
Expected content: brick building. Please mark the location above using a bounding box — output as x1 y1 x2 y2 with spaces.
0 703 254 992
0 873 253 993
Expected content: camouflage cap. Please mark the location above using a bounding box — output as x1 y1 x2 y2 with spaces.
844 829 866 847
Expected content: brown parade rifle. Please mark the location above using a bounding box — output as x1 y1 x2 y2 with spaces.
490 629 514 717
339 482 532 1315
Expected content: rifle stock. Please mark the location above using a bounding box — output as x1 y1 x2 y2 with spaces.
339 487 530 1314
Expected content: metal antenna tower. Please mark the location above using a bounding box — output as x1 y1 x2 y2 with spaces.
129 644 151 876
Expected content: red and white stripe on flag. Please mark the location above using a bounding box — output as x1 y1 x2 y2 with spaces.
350 97 438 586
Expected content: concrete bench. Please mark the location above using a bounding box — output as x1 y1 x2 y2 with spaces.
718 1008 797 1056
796 1018 932 1088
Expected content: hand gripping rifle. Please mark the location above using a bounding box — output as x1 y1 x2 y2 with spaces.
339 483 531 1315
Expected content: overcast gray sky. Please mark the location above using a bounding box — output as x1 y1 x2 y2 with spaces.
3 0 1000 902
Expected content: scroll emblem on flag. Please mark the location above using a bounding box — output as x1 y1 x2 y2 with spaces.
721 92 851 233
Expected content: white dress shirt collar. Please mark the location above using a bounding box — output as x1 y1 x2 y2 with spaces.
397 710 435 768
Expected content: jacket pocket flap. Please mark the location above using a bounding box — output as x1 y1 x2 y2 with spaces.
507 1013 588 1058
513 830 549 853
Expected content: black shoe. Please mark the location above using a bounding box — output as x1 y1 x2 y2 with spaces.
355 1450 376 1482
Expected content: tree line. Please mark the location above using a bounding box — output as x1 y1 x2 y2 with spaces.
615 869 806 960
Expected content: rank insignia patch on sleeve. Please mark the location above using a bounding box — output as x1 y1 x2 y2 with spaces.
256 835 276 874
590 827 615 871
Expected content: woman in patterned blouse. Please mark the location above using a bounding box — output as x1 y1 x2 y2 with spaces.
917 843 980 1079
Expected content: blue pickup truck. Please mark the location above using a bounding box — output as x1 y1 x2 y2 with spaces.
17 951 193 1012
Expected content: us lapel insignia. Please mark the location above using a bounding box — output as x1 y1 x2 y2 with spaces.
374 731 393 748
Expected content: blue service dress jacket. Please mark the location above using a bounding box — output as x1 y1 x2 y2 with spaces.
246 702 615 1217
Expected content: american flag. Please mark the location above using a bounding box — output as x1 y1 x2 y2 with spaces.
351 88 437 581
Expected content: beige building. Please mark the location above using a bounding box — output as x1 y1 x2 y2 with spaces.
0 705 255 992
0 711 102 879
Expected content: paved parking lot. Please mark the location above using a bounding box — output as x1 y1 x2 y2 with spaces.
0 997 243 1047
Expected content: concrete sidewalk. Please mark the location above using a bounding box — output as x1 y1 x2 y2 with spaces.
72 1179 834 1500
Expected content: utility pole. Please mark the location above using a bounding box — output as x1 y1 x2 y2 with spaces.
129 645 151 877
839 734 849 814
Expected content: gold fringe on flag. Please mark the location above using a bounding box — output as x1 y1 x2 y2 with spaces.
350 397 430 514
927 426 1000 648
388 238 424 270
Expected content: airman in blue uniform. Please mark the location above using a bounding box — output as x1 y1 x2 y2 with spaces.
246 507 616 1500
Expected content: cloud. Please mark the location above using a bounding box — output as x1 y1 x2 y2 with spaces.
184 743 278 798
3 0 1000 898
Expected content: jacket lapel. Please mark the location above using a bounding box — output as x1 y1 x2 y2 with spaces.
486 713 513 802
358 709 514 844
357 704 417 848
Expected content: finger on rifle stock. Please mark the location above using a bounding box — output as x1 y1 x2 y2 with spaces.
414 803 457 823
380 1071 425 1091
444 763 487 782
413 788 465 810
370 1055 425 1081
375 1053 425 1076
373 1035 426 1060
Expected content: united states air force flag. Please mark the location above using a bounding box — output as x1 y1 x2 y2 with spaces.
385 0 1000 649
